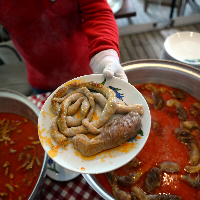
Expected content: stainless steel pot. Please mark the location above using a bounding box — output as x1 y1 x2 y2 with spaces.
0 89 48 200
82 59 200 200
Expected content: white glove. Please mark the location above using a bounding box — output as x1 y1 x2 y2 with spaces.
90 49 128 83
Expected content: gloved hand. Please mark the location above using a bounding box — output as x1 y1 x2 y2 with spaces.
90 49 128 82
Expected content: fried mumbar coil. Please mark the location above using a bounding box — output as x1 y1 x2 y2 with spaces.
72 111 141 156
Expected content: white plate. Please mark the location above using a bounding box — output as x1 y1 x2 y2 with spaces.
107 0 123 14
46 157 80 181
38 74 151 174
164 31 200 66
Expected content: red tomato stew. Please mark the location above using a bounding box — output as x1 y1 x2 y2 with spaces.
0 113 45 200
96 83 200 200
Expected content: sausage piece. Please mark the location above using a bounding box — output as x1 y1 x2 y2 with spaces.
72 111 141 156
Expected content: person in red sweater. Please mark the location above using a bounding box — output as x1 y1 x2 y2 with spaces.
0 0 128 93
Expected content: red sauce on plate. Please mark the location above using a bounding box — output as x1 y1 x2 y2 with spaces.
95 83 200 200
0 113 45 200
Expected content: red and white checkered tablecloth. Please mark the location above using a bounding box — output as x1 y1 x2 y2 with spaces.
42 175 102 200
28 93 103 200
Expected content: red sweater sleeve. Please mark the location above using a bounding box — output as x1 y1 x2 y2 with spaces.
78 0 119 59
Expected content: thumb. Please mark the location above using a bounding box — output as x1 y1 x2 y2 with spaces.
103 62 128 82
103 62 115 78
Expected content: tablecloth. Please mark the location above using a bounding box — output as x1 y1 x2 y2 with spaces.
27 93 103 200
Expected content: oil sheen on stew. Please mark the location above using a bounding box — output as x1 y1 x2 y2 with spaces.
95 83 200 200
0 113 45 200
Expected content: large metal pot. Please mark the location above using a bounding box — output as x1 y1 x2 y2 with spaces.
82 59 200 200
0 89 48 200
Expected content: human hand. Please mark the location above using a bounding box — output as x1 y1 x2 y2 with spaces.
90 49 128 82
